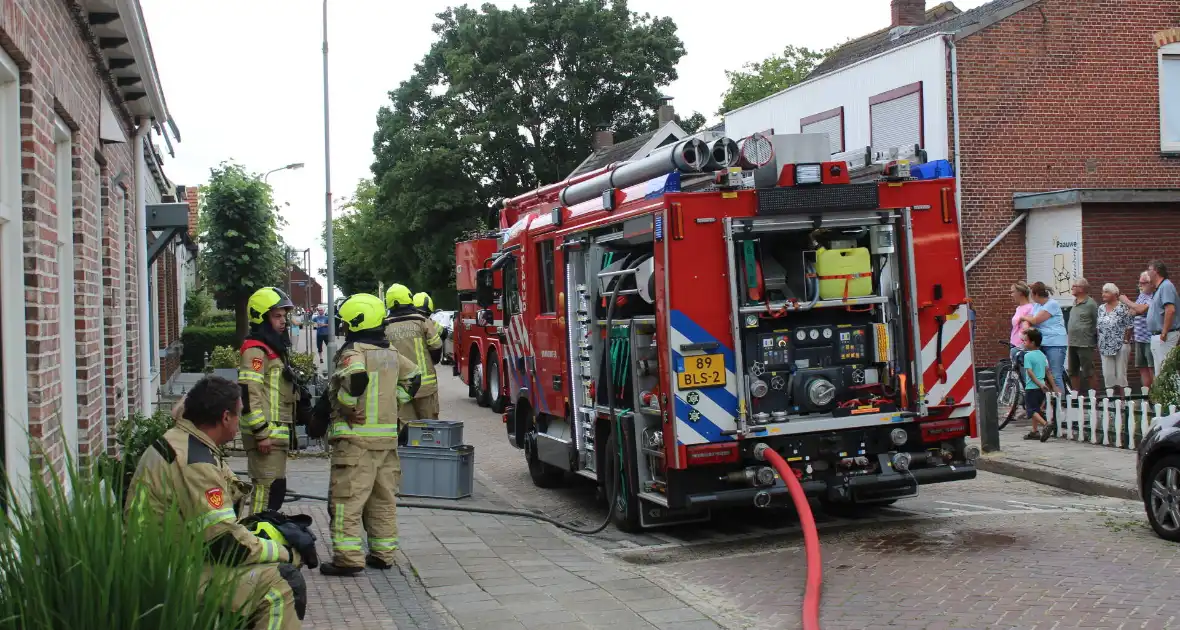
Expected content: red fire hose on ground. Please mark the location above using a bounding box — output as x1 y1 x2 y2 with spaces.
755 443 823 630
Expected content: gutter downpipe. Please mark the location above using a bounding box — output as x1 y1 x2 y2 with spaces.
950 37 964 266
134 117 152 415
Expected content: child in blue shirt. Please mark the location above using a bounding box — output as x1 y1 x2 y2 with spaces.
1020 328 1058 441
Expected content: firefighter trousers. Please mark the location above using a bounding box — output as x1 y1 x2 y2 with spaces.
208 562 305 629
398 393 440 435
246 448 289 515
328 442 400 568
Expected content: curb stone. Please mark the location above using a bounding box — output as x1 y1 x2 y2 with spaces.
976 453 1140 501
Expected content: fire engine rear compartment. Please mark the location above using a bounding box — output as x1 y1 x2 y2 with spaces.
522 195 975 529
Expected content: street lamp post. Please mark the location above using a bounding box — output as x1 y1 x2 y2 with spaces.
263 162 305 183
322 0 337 367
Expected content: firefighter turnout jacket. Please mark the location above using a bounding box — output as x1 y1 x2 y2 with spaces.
384 310 443 399
330 341 420 442
127 409 304 629
238 340 297 450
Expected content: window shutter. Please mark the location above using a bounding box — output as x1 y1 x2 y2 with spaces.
802 116 843 154
871 88 922 155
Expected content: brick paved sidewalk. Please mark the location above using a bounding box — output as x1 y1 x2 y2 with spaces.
970 434 1139 500
237 457 727 630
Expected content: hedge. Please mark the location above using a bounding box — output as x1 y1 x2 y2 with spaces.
180 325 238 372
200 310 236 326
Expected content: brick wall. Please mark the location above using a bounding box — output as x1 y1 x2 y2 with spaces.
2 0 142 476
954 0 1180 367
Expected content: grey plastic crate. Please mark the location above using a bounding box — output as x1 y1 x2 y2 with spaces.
399 445 474 500
405 420 464 448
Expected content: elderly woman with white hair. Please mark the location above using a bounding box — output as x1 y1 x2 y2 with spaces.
1096 281 1134 389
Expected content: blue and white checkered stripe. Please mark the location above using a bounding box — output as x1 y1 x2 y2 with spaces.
670 310 738 445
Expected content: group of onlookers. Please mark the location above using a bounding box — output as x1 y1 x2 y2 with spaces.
1008 260 1178 441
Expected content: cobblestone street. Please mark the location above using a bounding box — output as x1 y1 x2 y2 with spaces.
245 369 1180 629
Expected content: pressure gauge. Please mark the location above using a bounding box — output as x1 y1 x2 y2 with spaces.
809 329 820 340
822 328 833 339
796 330 807 341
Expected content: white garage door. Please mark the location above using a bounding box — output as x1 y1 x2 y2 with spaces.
871 85 922 155
802 114 843 154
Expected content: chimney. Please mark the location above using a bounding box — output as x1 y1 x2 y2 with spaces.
592 128 614 152
657 95 675 128
891 0 926 27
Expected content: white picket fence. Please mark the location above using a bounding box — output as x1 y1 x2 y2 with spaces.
1047 387 1179 450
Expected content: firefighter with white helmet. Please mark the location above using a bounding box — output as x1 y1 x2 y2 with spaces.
384 286 444 427
320 293 421 576
239 286 300 514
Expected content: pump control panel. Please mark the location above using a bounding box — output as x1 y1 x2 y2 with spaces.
754 325 869 370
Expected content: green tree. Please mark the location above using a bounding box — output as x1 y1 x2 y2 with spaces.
356 0 693 305
717 45 827 115
325 180 383 297
197 162 286 340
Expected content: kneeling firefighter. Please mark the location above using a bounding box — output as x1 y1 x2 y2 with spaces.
127 375 316 629
384 285 443 429
239 287 307 514
320 293 422 576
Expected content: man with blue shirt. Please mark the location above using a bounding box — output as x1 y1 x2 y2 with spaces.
1125 260 1178 375
312 307 330 363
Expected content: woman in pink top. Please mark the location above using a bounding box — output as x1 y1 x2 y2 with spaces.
1010 282 1033 360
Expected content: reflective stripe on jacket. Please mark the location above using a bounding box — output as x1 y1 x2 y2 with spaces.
238 341 296 451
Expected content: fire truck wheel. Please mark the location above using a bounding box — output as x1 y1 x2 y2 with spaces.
605 429 642 533
487 351 506 413
818 497 897 518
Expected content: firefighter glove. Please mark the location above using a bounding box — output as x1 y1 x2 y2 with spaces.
406 373 422 399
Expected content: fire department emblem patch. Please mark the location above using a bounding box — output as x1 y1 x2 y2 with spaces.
205 487 224 509
686 392 701 406
688 409 702 423
251 357 264 372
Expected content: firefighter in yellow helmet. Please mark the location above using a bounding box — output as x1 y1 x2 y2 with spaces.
235 289 302 516
385 286 444 429
127 375 307 629
239 287 303 514
320 293 421 576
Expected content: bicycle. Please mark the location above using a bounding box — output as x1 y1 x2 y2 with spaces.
992 341 1026 430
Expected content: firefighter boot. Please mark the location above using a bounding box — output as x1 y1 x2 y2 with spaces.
267 477 287 512
246 449 288 515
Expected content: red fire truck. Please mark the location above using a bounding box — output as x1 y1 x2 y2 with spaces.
472 133 979 530
454 234 509 412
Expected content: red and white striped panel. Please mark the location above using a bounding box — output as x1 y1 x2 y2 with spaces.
920 304 976 419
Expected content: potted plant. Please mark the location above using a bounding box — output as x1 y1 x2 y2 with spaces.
207 345 240 382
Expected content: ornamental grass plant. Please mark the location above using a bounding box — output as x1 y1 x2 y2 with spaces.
0 461 248 629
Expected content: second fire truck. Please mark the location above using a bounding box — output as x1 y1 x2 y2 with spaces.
471 133 979 531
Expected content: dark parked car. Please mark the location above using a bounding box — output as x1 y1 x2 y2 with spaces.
1137 411 1180 542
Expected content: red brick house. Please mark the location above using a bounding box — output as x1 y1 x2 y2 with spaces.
723 0 1180 376
286 265 323 311
0 0 180 496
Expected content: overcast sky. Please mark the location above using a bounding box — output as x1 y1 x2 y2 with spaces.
139 0 990 296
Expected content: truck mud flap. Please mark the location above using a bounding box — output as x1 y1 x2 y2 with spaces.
638 498 710 528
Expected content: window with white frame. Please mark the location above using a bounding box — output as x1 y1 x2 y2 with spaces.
800 107 845 154
54 115 79 461
1161 43 1180 153
870 82 923 156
